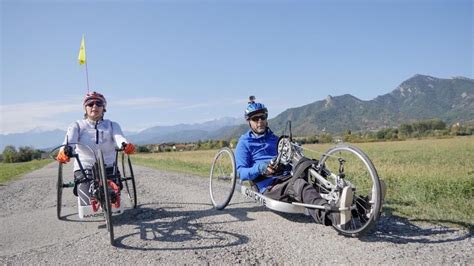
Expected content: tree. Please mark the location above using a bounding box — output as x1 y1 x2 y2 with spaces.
319 133 333 143
137 145 150 153
17 146 34 162
230 138 238 148
3 145 18 163
218 140 228 148
399 123 413 137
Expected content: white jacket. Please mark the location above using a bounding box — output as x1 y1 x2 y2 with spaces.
63 118 129 171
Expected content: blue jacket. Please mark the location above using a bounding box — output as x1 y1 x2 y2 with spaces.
235 128 279 193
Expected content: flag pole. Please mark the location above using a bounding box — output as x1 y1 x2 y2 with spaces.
85 60 90 93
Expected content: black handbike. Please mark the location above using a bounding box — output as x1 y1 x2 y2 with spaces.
52 143 137 245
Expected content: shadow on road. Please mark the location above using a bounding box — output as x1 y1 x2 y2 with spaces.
208 203 473 245
359 215 473 244
276 209 472 244
110 202 257 251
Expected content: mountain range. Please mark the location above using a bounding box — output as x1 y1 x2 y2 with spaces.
270 74 474 135
1 74 472 150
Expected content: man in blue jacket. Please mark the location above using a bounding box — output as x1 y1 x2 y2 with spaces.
235 96 353 227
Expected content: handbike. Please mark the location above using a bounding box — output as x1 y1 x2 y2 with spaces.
52 143 138 245
209 123 384 237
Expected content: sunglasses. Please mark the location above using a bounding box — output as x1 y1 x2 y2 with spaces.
250 115 268 122
86 101 104 108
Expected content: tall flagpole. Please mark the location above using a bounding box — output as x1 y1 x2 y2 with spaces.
85 59 90 93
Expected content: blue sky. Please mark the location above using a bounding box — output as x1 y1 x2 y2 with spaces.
1 0 472 134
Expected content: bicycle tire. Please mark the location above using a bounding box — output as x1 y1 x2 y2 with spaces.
209 147 237 210
98 150 115 245
319 144 382 237
57 163 63 220
121 153 137 208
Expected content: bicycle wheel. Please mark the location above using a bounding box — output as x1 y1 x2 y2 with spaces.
319 144 382 237
98 150 115 245
121 153 137 208
209 147 236 210
57 163 63 220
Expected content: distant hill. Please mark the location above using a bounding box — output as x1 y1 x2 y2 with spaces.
0 117 244 150
1 74 472 150
269 74 474 136
128 117 244 144
0 129 66 151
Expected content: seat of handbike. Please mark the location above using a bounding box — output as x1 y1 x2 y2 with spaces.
235 182 307 214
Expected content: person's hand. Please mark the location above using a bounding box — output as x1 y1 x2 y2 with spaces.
257 161 274 176
123 143 136 154
264 166 275 176
56 148 70 164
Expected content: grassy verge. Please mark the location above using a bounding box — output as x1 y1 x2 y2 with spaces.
0 159 53 185
132 136 474 228
133 150 214 177
305 137 474 229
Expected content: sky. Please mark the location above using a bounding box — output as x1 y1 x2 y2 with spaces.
1 0 472 135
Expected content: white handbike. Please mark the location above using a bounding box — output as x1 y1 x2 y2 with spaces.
209 123 384 237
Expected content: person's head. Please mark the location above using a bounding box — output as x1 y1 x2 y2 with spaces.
245 96 268 135
83 91 107 121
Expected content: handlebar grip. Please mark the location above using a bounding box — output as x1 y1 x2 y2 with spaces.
64 145 74 157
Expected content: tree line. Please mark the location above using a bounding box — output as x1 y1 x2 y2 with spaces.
2 119 473 160
1 146 44 163
285 119 473 144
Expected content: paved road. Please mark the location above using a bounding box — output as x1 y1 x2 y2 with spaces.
0 162 472 264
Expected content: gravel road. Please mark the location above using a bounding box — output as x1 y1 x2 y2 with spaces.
1 162 472 264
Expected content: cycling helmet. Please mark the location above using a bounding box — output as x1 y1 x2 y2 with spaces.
83 91 107 110
244 95 268 120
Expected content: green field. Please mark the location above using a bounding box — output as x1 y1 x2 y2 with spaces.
133 136 474 229
0 159 53 184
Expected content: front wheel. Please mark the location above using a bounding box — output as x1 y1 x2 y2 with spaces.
209 147 237 210
57 163 63 220
319 144 382 237
98 150 115 245
121 153 137 208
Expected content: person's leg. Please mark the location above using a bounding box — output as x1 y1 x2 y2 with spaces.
263 180 292 202
74 170 93 205
286 178 330 224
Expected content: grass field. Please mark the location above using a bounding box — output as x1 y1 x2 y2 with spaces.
0 159 53 185
133 136 474 229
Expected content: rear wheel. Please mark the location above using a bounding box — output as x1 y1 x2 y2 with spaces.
121 153 137 208
57 163 63 220
319 144 382 237
209 147 236 210
98 150 115 245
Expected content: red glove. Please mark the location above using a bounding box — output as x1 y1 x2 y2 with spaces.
56 149 70 163
123 143 136 154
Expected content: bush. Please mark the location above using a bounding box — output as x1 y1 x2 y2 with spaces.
3 145 18 163
2 145 40 163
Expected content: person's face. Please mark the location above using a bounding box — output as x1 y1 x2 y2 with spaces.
249 113 268 134
85 100 105 121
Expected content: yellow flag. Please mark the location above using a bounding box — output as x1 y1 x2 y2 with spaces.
78 35 86 65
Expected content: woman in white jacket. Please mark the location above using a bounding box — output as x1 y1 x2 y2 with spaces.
56 91 135 218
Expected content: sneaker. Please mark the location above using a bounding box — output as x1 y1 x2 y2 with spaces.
108 188 117 204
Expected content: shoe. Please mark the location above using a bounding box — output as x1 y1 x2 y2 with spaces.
109 188 117 204
332 186 353 229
